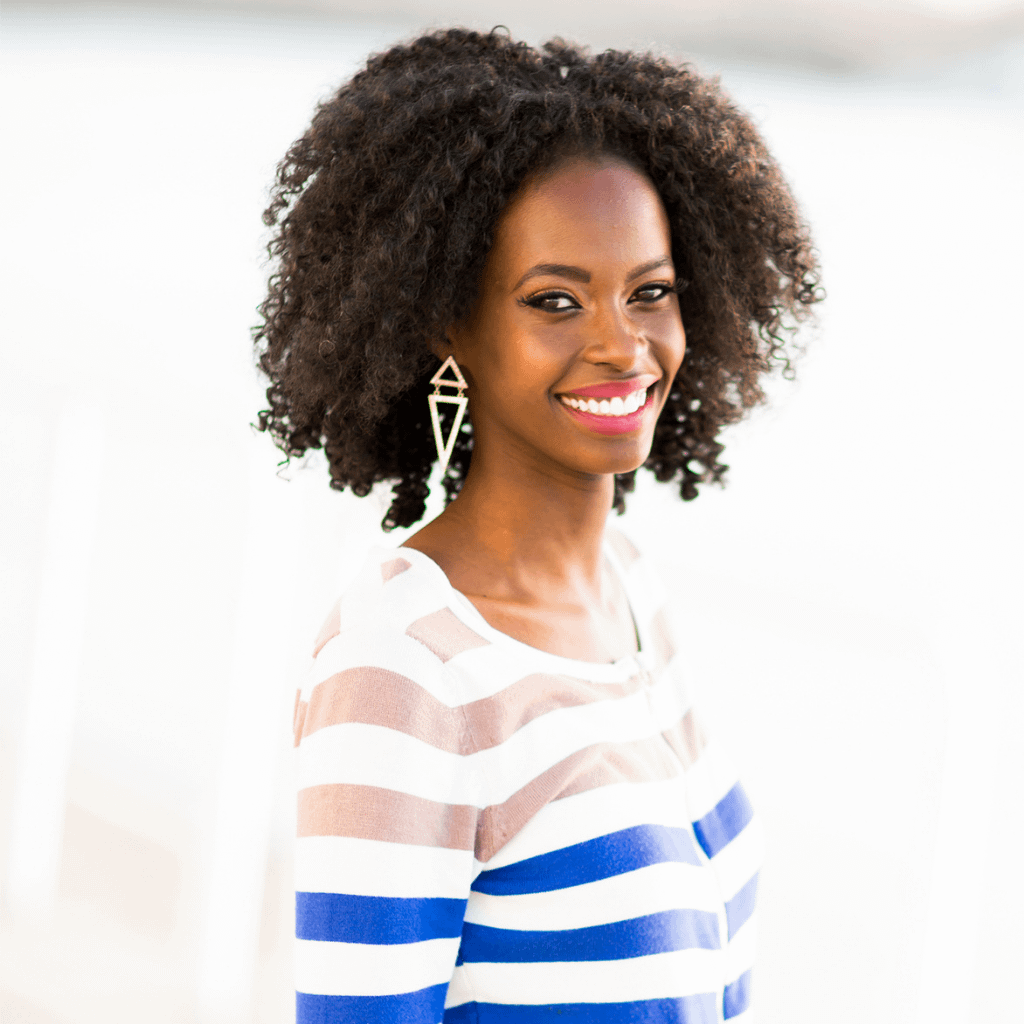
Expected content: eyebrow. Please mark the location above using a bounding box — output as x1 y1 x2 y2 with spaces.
512 256 674 292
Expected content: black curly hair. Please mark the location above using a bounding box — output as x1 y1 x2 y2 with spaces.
254 27 822 530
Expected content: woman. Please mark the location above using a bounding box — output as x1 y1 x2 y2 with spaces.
255 28 820 1023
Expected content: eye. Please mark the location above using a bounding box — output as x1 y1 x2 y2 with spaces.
520 291 581 313
630 282 674 304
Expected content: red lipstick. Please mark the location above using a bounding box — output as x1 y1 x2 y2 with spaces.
560 374 660 399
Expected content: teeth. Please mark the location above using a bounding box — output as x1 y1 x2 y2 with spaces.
560 388 648 416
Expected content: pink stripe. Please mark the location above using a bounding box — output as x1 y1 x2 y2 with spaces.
381 557 412 582
553 736 682 803
405 607 490 662
462 672 641 752
475 735 683 862
296 729 698 858
293 690 308 748
297 783 476 850
299 667 643 753
301 666 465 750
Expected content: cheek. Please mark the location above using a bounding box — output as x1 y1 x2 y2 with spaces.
493 325 567 384
654 312 686 368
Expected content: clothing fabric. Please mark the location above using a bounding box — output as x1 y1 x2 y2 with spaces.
292 530 763 1023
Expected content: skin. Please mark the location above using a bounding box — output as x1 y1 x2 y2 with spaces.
402 155 686 663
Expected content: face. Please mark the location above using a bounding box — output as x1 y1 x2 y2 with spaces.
445 155 686 485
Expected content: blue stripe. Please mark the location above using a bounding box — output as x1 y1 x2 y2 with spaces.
692 783 754 859
723 969 753 1019
445 994 718 1023
457 909 720 963
724 872 759 940
296 892 466 944
297 983 448 1023
472 825 702 896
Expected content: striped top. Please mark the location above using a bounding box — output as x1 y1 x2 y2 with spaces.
292 530 763 1023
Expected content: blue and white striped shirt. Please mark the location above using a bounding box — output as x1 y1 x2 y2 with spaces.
293 530 762 1022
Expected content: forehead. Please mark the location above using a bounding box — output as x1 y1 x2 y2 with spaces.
488 157 673 281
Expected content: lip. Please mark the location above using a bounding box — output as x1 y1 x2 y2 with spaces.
559 386 655 435
559 373 660 400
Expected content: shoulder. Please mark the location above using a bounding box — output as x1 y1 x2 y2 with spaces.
293 546 492 747
308 545 490 672
308 547 421 658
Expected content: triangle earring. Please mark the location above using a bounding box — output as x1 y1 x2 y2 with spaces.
428 355 468 476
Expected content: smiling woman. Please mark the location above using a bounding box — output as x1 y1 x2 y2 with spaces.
258 26 821 1024
444 156 684 463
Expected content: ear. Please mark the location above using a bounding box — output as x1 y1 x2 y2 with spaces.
429 337 453 361
430 321 464 362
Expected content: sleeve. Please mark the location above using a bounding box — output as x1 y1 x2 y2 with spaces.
292 590 479 1024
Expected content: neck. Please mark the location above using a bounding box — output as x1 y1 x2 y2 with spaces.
427 442 616 597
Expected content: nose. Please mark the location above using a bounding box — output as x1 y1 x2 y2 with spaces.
585 302 646 370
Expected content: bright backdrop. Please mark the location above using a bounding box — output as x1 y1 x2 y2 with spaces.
1 5 1021 1023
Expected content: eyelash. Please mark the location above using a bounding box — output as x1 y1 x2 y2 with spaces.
519 282 676 312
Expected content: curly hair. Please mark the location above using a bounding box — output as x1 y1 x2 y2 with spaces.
254 28 822 530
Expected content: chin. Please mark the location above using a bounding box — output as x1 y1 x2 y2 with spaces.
583 443 653 478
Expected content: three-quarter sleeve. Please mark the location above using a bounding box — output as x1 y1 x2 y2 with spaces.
292 586 480 1023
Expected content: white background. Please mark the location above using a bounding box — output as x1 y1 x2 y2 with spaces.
1 4 1021 1022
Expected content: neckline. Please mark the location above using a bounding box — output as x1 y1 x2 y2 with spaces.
390 540 647 675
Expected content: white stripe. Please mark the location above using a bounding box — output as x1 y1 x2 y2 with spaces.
297 724 478 804
297 693 693 806
647 668 694 726
713 816 765 900
295 936 461 996
479 776 694 870
463 860 724 930
446 947 723 1005
444 641 632 700
683 737 744 820
474 689 684 798
295 836 474 898
724 914 758 979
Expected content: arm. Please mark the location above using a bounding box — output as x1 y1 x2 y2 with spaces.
293 603 478 1023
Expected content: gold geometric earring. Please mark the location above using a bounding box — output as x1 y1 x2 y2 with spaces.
428 355 468 476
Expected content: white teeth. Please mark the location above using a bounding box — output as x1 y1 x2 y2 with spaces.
560 388 649 416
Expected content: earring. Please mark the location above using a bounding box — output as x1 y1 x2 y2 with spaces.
428 355 468 476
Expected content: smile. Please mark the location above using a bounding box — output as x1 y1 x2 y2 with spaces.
558 387 649 417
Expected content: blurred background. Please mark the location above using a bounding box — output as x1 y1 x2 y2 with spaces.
1 0 1022 1021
